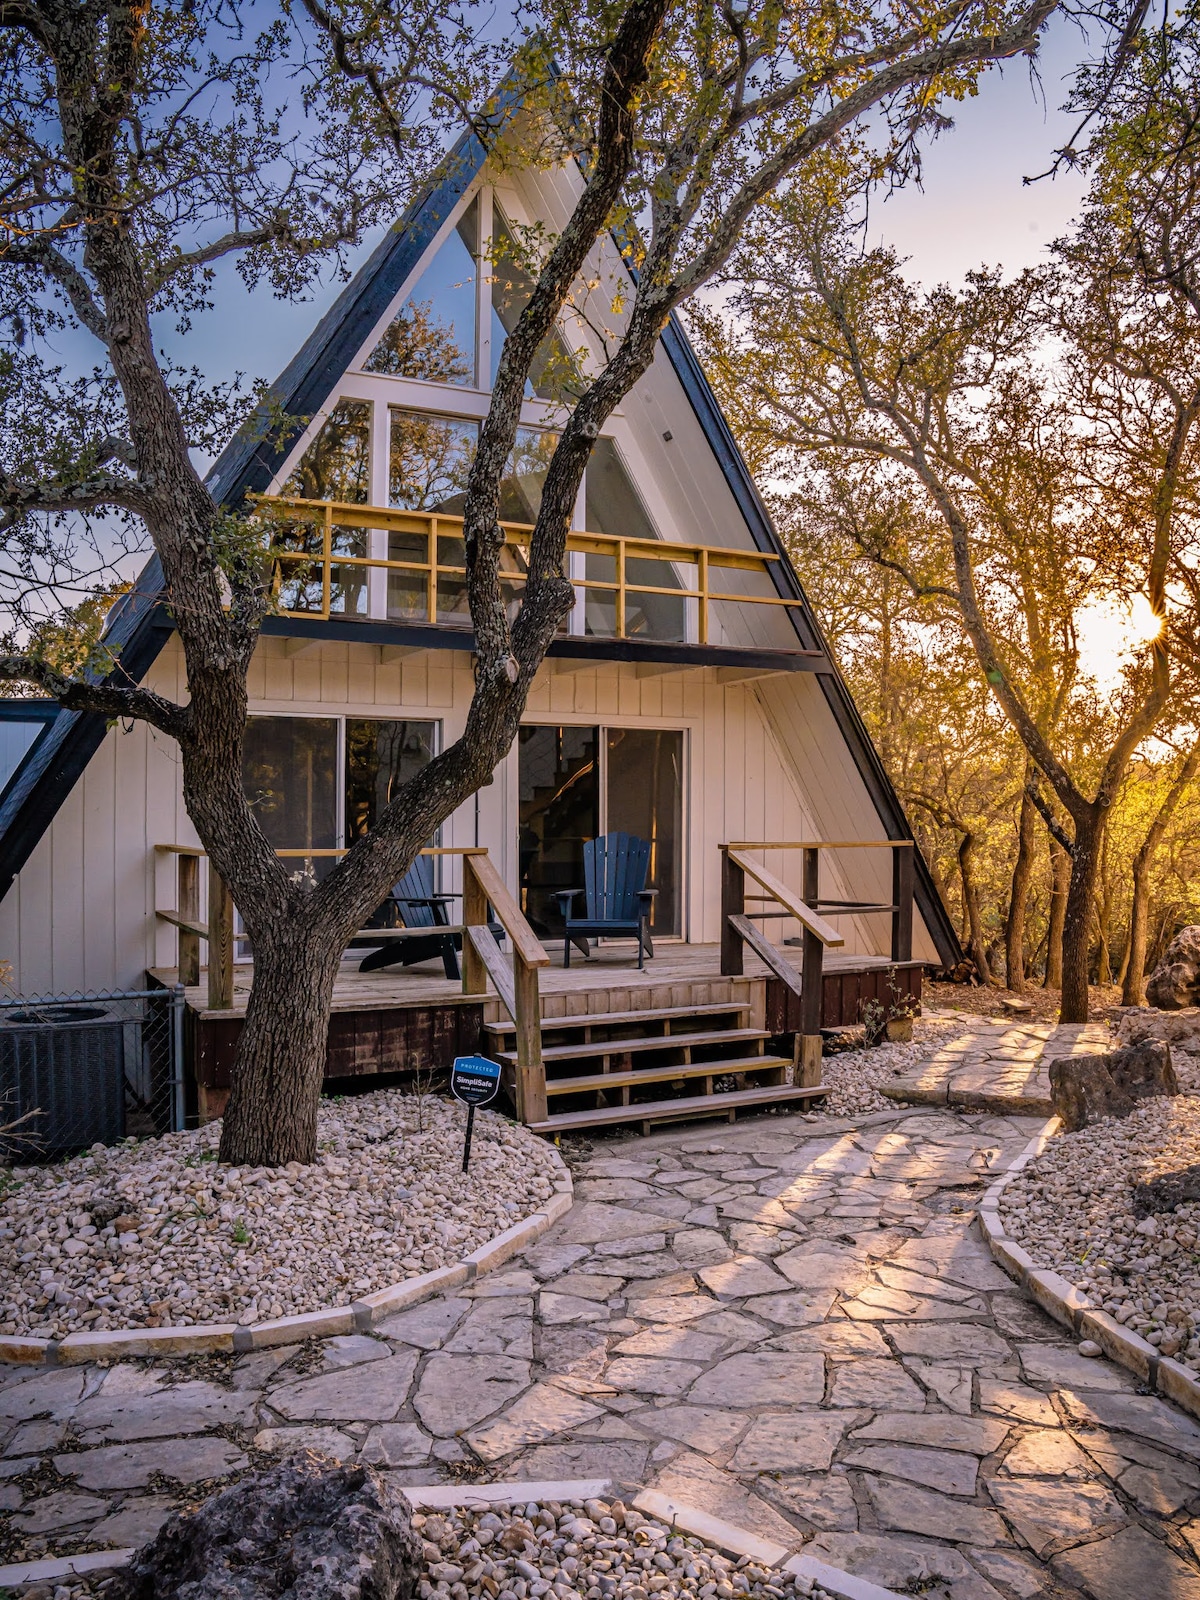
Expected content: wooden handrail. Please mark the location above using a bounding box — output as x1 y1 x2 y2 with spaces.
152 843 541 1024
724 839 914 851
252 493 801 645
461 852 550 969
460 853 547 1125
720 837 917 1092
723 849 844 948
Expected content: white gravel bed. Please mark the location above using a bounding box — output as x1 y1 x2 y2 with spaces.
0 1090 561 1340
999 1094 1200 1367
413 1497 831 1600
817 1017 962 1116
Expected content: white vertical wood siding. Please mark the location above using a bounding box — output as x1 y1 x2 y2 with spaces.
0 634 936 995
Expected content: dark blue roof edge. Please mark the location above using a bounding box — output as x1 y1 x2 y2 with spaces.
659 315 962 968
0 128 961 967
0 130 494 900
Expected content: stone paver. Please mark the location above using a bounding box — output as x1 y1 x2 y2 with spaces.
883 1019 1113 1112
6 1097 1200 1600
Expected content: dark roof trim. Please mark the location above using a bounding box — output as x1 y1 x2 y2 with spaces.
262 612 831 671
658 315 962 967
0 700 59 722
0 560 170 897
0 133 495 899
0 118 960 966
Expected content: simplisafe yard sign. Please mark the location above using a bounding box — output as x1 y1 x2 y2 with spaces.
451 1054 501 1171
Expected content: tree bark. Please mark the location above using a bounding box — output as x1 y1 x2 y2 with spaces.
1060 807 1102 1023
218 926 345 1166
1122 739 1200 1005
1044 837 1070 990
958 830 993 983
1004 783 1036 992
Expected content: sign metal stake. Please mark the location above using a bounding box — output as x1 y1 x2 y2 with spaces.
450 1054 501 1173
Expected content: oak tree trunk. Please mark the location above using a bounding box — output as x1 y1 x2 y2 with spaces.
1004 785 1036 992
1123 856 1153 1006
1044 838 1070 990
958 831 993 984
1060 808 1101 1023
218 922 344 1166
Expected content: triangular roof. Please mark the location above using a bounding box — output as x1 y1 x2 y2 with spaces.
0 126 961 965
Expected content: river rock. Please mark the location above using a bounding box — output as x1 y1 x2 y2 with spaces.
1049 1040 1177 1132
1147 927 1200 1009
108 1451 422 1600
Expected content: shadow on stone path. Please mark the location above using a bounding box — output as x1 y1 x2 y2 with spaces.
6 1103 1200 1600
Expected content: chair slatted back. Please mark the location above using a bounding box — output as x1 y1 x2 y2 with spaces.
583 832 651 921
393 854 439 930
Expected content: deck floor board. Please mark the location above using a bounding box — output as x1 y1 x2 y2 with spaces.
150 941 905 1020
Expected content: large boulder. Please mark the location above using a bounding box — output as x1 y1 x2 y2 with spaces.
109 1452 422 1600
1116 1006 1200 1051
1048 1039 1178 1133
1132 1163 1200 1217
1147 927 1200 1009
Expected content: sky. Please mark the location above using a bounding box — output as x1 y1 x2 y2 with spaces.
867 13 1092 284
185 13 1096 403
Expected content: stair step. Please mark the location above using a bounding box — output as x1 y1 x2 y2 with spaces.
528 1083 825 1134
497 1027 771 1067
545 1054 794 1096
484 1001 749 1037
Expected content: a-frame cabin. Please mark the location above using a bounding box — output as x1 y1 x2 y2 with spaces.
0 129 961 1135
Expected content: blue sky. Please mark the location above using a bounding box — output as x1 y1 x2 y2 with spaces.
870 13 1091 284
179 13 1094 405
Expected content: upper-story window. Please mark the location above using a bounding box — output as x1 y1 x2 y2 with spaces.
283 398 371 503
489 201 578 403
358 188 580 400
363 197 478 386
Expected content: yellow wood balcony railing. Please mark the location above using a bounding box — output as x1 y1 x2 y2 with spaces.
252 494 802 646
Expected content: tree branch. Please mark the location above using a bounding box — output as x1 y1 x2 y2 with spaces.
0 656 189 740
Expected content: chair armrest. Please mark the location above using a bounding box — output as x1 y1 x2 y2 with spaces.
555 889 583 917
397 893 457 907
636 889 659 906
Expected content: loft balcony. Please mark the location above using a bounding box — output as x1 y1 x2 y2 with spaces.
252 495 831 674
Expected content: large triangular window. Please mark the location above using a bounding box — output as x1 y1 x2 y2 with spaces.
490 201 580 403
363 197 478 385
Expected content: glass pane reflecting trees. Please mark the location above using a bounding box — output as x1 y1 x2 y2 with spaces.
364 198 478 384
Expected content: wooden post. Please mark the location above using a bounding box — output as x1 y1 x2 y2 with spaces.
720 848 745 976
178 853 200 987
798 845 823 1085
207 864 235 1011
892 843 914 963
513 955 547 1125
461 855 488 997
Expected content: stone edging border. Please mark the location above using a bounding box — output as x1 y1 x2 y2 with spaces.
0 1476 903 1600
0 1149 573 1370
977 1115 1200 1423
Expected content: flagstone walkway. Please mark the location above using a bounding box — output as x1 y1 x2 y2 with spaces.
881 1022 1113 1115
6 1103 1200 1599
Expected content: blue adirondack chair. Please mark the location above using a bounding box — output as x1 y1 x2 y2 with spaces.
554 832 656 969
358 855 460 978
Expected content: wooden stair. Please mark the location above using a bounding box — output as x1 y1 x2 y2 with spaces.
485 998 824 1134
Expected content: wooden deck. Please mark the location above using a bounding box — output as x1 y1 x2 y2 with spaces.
149 940 905 1020
149 940 921 1123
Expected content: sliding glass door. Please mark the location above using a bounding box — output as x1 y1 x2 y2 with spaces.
239 717 437 950
518 724 684 940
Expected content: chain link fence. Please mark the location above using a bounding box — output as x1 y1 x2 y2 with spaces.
0 986 185 1162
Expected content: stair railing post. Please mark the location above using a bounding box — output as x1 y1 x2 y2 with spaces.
513 953 546 1126
891 842 914 962
720 847 744 976
207 864 234 1011
178 852 200 987
798 846 823 1087
462 854 488 997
